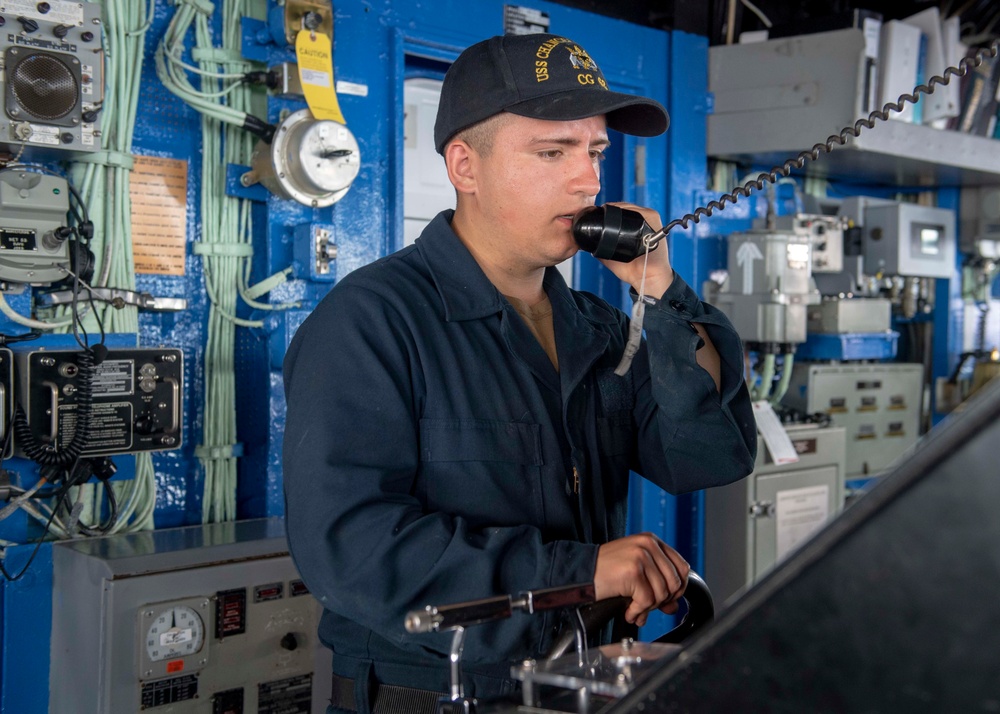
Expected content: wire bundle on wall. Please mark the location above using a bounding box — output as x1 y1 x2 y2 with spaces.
159 0 301 522
193 0 252 523
54 0 158 535
156 0 276 143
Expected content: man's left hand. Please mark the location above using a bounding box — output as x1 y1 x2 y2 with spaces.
594 202 674 299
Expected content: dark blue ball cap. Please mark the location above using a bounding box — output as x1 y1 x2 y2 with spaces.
434 33 669 154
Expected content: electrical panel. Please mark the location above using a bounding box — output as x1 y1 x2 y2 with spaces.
769 213 846 273
0 346 12 457
50 518 332 714
959 186 1000 259
703 424 846 607
13 346 183 457
862 203 956 279
711 229 821 345
0 1 104 154
0 168 71 284
807 297 892 334
783 362 923 478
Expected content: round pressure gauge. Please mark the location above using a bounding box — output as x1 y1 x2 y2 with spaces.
145 604 205 662
249 108 361 207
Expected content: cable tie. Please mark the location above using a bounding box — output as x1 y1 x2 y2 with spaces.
193 242 254 257
195 443 244 460
73 151 135 171
191 47 249 67
177 0 214 15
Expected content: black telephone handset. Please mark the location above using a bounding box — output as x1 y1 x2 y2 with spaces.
571 204 662 263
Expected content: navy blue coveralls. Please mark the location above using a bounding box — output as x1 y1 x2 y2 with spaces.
282 210 756 707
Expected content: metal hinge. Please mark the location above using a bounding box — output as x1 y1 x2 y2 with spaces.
749 501 774 519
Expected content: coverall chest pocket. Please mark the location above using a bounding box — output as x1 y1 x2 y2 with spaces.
418 419 544 528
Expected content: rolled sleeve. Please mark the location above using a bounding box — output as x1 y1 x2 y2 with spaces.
629 275 757 493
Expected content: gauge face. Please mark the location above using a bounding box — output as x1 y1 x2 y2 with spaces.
299 120 361 193
145 605 205 662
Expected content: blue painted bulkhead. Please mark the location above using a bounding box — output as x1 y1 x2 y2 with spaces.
0 1 709 709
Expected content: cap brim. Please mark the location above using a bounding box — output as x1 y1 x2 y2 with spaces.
506 88 669 136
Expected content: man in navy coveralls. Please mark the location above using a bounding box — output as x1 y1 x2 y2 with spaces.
283 31 756 714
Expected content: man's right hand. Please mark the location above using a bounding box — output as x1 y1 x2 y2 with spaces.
593 532 690 627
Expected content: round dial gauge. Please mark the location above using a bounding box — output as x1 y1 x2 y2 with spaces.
293 119 361 194
145 605 205 662
255 108 362 207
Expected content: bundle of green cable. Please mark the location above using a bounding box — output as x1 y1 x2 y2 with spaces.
160 0 298 522
48 0 159 534
156 0 277 143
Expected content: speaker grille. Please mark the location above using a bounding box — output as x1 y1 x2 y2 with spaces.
7 51 79 121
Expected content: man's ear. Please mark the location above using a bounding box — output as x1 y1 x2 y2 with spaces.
444 140 477 195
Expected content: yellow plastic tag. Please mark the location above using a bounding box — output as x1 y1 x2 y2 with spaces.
295 30 346 125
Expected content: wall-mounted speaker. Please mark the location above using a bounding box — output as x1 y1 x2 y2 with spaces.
6 47 81 124
0 2 103 155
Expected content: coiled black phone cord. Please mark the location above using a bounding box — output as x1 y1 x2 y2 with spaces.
13 349 95 467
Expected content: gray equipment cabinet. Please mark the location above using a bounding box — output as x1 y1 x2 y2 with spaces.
783 362 923 479
704 424 846 607
50 517 332 714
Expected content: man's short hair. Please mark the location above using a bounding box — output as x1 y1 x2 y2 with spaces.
434 33 669 155
451 112 513 157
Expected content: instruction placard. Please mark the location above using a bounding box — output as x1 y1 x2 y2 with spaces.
130 155 188 276
776 485 830 561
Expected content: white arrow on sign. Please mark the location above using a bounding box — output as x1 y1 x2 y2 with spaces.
736 241 764 295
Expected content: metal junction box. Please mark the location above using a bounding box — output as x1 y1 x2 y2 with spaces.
862 203 956 279
807 297 893 334
713 229 821 345
13 346 183 457
782 362 923 478
0 169 72 284
770 213 846 273
704 424 846 607
50 518 332 714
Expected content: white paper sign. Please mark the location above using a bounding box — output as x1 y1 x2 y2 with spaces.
753 400 800 465
776 485 830 561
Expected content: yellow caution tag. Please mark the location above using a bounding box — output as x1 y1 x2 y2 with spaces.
295 29 346 125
